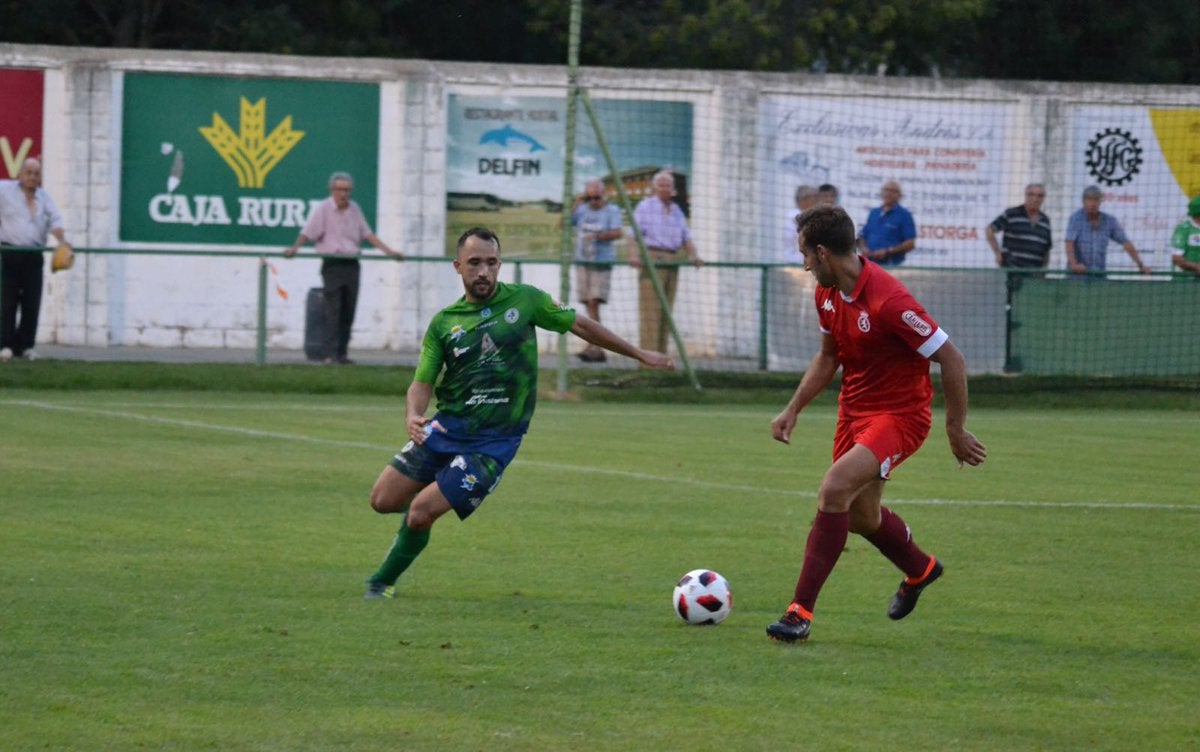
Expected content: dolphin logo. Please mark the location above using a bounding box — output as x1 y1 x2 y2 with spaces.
479 124 546 152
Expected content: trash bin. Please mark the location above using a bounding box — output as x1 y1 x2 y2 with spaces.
304 287 329 361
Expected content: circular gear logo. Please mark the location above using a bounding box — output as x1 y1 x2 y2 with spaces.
1085 128 1142 186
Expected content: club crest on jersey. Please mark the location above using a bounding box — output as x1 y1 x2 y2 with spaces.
450 324 465 341
857 311 871 332
504 307 519 324
902 310 932 337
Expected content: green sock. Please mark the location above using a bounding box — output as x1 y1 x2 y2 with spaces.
369 516 431 585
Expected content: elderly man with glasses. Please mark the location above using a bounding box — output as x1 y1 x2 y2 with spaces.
986 183 1053 269
570 179 624 362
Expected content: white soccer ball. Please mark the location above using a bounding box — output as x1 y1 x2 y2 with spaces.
672 569 733 625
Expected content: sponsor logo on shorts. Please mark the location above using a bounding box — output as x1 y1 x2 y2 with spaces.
901 310 932 336
460 473 478 491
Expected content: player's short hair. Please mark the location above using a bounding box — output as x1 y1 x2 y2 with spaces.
328 171 354 189
795 205 856 256
817 183 838 196
1082 185 1103 200
457 227 501 254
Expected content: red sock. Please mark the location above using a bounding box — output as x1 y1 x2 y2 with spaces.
864 506 932 580
792 509 849 613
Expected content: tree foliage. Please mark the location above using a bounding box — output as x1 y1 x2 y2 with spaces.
1 0 1197 84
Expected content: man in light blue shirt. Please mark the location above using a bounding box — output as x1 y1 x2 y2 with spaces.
0 158 70 361
571 179 624 362
629 170 703 353
1064 185 1149 275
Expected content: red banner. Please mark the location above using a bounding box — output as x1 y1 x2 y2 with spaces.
0 68 44 179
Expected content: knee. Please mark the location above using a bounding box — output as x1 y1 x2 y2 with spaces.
848 508 881 536
369 485 402 514
816 478 854 513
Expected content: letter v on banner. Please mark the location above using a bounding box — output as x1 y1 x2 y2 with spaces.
1 137 33 179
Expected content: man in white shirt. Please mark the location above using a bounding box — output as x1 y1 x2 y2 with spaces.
0 158 70 362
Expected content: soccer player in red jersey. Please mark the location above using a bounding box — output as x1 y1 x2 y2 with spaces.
766 205 987 643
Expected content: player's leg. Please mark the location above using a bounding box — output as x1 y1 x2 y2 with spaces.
365 465 434 597
768 443 880 642
848 413 942 619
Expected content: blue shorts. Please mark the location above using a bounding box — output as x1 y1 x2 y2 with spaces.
388 414 523 520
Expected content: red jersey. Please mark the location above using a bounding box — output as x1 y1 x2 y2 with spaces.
815 257 948 419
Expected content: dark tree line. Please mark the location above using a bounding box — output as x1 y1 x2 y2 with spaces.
3 0 1198 84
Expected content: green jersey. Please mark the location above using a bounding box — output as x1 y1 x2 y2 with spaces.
1169 218 1200 279
415 282 577 435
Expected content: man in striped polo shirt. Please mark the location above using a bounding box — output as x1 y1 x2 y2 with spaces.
986 183 1052 269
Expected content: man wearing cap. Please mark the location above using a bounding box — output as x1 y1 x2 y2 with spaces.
1064 185 1150 276
1168 196 1200 279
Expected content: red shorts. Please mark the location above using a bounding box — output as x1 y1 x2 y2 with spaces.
833 411 931 480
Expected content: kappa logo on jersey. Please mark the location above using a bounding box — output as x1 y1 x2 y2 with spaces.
450 324 466 341
901 310 932 337
821 298 835 312
504 307 520 324
857 311 871 333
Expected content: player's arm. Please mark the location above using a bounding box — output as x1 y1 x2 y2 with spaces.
405 379 441 444
1171 253 1200 274
570 315 674 369
772 333 839 445
929 341 987 467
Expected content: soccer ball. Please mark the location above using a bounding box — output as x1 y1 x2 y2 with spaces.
672 569 733 625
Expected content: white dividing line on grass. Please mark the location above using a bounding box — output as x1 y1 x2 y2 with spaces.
6 399 1197 513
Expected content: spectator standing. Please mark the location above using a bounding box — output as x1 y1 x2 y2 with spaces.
986 183 1052 269
1168 195 1200 279
0 158 70 362
285 171 403 364
783 185 818 262
817 183 840 206
857 180 916 267
629 170 703 354
1064 185 1150 276
571 179 624 362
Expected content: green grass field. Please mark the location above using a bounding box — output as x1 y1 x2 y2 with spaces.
2 386 1198 750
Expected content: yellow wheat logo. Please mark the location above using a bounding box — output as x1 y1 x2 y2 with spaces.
199 97 304 188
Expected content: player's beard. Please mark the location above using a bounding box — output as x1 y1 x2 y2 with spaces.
468 275 496 301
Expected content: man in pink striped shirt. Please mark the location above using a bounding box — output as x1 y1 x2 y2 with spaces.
285 172 402 364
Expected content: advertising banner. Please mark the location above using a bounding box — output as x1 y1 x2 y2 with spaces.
759 95 1014 268
445 94 693 258
120 73 379 246
0 68 44 179
1070 106 1200 270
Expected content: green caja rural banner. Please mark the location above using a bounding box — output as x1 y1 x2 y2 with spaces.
119 73 379 246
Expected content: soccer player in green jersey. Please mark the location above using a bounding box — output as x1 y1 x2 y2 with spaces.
1169 196 1200 279
363 227 675 599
